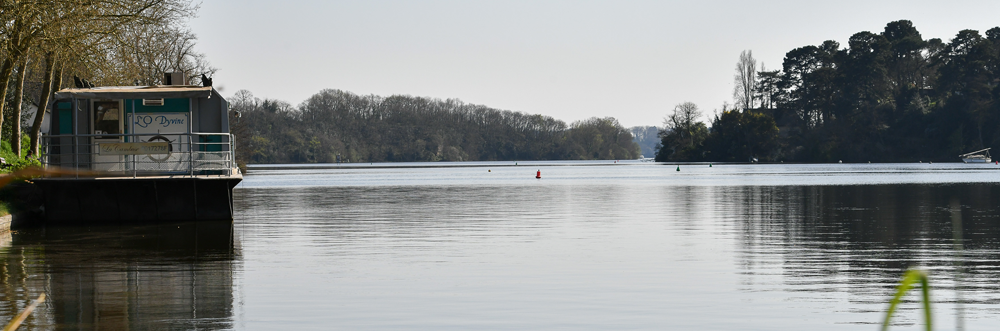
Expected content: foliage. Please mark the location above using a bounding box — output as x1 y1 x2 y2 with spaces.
678 20 1000 162
704 110 779 162
656 123 708 162
0 134 39 172
566 117 638 160
768 21 1000 162
881 269 932 331
231 89 640 163
0 0 208 158
656 102 708 161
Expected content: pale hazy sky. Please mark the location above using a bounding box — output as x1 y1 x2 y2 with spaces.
189 0 1000 127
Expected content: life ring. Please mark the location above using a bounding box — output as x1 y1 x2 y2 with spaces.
146 135 173 162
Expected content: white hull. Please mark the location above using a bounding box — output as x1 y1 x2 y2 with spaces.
959 148 992 163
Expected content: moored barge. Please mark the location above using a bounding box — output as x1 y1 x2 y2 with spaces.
35 74 241 224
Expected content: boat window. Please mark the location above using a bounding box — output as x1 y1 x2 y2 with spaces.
93 100 121 138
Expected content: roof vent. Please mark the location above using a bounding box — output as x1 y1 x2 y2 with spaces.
163 72 187 85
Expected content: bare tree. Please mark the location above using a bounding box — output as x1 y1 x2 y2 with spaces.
96 18 215 86
664 101 702 134
2 0 200 153
733 50 757 111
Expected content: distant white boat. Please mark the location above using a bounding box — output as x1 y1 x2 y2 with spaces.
959 148 991 163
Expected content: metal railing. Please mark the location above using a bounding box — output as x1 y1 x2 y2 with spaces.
40 132 237 177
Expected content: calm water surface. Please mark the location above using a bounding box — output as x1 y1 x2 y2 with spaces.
4 162 1000 330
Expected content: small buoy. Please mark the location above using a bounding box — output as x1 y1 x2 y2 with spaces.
709 163 712 167
676 166 680 171
488 169 491 172
536 170 541 179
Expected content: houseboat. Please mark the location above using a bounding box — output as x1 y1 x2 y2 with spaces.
34 73 241 223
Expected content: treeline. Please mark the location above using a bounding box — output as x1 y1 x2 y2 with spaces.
1 0 212 165
230 89 640 164
659 20 1000 162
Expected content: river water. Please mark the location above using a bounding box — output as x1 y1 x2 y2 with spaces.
3 161 1000 330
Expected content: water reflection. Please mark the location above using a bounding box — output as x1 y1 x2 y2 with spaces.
0 221 238 330
12 165 1000 329
729 184 1000 326
232 179 1000 329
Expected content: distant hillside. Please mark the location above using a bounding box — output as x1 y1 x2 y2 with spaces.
230 89 640 164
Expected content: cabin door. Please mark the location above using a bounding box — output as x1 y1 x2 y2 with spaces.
92 100 124 171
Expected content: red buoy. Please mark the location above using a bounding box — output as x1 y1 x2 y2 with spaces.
536 170 541 179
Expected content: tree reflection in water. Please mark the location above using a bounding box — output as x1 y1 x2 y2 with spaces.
729 184 1000 327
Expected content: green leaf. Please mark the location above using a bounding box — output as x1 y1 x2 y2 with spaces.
881 269 932 331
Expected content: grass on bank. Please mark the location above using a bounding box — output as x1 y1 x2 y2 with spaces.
0 135 42 217
0 135 40 174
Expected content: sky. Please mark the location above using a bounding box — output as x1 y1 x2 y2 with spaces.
189 0 1000 128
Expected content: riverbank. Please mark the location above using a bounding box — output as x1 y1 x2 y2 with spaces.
0 143 42 230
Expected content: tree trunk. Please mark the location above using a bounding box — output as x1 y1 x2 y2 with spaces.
53 62 64 99
0 58 14 145
11 56 28 157
30 52 56 157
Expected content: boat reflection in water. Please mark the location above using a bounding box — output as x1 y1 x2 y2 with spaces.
0 221 237 330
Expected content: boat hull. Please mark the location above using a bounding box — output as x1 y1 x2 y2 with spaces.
32 175 241 224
